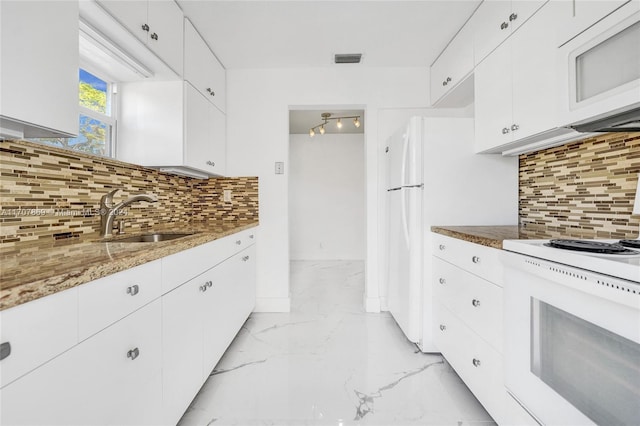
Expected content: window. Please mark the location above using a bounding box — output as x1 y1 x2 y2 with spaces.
32 68 116 157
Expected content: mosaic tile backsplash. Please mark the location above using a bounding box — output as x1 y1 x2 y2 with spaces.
519 132 640 239
0 140 258 247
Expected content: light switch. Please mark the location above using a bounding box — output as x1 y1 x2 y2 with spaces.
275 162 284 174
223 190 232 202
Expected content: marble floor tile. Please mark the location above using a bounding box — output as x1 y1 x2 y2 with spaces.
178 260 495 426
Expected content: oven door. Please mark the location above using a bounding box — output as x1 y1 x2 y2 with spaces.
503 252 640 425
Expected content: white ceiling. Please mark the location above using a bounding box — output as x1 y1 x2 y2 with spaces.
289 109 365 134
177 1 481 69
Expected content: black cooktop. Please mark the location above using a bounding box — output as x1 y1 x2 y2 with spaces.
619 239 640 249
544 239 638 254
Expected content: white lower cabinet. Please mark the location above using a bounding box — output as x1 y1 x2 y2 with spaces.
0 228 258 426
162 244 257 424
432 232 534 425
0 299 163 426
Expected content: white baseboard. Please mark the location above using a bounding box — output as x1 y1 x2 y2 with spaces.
365 297 381 313
253 297 291 313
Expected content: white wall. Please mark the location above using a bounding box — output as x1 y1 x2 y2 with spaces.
226 67 430 312
289 133 365 261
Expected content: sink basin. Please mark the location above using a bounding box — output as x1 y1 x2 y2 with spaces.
104 233 195 243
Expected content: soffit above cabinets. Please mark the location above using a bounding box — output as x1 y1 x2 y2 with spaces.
176 0 481 69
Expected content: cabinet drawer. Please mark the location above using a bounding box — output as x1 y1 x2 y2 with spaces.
78 260 161 340
434 303 505 422
432 233 503 286
0 287 78 388
161 228 257 294
433 257 503 353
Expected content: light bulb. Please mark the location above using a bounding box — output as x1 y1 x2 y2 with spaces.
336 119 342 129
309 128 315 137
353 117 361 128
320 126 325 135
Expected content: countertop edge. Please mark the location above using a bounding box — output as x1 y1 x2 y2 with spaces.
0 221 259 311
430 226 521 250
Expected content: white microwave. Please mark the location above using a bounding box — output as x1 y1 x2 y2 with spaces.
559 1 640 128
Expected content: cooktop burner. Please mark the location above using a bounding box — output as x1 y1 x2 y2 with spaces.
619 239 640 249
544 239 638 254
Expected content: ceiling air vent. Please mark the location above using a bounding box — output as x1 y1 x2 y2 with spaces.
334 53 362 64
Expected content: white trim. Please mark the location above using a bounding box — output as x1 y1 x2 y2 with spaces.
365 296 381 313
253 297 291 313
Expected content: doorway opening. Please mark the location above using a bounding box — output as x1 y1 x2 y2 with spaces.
288 108 366 311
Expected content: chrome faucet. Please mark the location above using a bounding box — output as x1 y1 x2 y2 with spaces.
99 189 158 238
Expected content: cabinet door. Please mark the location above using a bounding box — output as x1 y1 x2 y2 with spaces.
0 300 162 426
147 0 184 75
185 82 212 171
508 0 547 33
474 39 513 153
511 1 563 141
184 19 227 113
558 0 628 44
430 22 474 105
0 0 78 138
202 246 256 377
209 103 227 176
161 278 205 425
98 0 148 44
473 0 512 65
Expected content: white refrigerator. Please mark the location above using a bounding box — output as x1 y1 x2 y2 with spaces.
385 116 517 352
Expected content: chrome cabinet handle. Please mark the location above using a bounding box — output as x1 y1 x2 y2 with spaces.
127 347 140 361
206 88 215 96
472 256 480 264
207 281 213 288
141 23 150 32
249 234 255 239
500 22 509 30
242 255 250 262
439 324 446 331
150 32 158 41
472 358 481 367
200 284 208 292
0 342 11 361
442 80 447 87
206 160 215 167
439 278 446 285
502 127 510 134
472 299 481 307
442 76 452 86
236 240 242 245
511 124 519 131
438 244 446 251
509 13 518 22
126 285 139 296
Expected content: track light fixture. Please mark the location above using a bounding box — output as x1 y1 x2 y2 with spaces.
309 112 362 137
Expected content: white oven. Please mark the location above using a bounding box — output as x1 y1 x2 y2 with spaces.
501 243 640 425
559 1 640 127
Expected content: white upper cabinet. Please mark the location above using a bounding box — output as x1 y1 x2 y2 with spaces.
117 80 226 177
184 19 227 113
0 1 78 139
473 0 547 66
430 22 474 106
98 0 184 76
475 1 565 153
557 0 629 45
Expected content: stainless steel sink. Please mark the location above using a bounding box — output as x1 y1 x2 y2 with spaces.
104 233 195 243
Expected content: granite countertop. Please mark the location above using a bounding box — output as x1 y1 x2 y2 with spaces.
0 220 259 311
430 224 582 249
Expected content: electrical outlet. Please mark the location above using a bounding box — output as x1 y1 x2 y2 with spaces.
223 190 232 202
275 162 284 174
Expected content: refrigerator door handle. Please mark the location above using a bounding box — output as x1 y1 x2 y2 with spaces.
387 187 402 192
401 189 411 250
400 131 410 187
